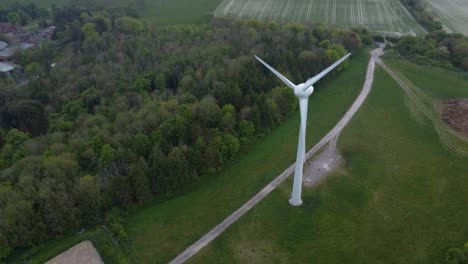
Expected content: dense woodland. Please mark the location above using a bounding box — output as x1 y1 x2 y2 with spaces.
0 2 49 27
401 0 443 31
0 3 369 259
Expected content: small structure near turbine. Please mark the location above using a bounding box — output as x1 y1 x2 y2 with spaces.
255 53 351 206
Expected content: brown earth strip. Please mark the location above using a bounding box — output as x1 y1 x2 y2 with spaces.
442 99 468 138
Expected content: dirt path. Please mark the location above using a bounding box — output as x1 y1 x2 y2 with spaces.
169 44 385 264
45 240 103 264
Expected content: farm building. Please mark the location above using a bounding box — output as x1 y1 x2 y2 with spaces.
0 42 35 62
0 61 21 79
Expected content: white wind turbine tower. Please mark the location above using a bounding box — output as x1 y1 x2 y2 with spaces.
255 53 351 206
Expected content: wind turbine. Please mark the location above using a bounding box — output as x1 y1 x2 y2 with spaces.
255 53 351 206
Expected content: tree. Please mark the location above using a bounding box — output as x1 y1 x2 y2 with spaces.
445 242 468 264
166 146 189 189
0 129 29 168
77 175 102 224
239 120 255 143
461 57 468 71
129 158 151 202
4 100 48 136
191 96 221 128
220 133 240 160
132 133 151 158
25 62 42 78
343 31 362 52
7 12 18 24
99 144 116 166
221 104 237 132
17 10 30 26
115 16 146 33
105 208 127 241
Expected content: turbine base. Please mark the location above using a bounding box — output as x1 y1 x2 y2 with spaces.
289 198 303 207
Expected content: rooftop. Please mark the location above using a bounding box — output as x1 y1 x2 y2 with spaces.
0 62 20 73
0 41 7 50
0 42 34 58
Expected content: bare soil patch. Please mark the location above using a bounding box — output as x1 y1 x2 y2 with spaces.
442 99 468 138
45 240 103 264
303 144 343 187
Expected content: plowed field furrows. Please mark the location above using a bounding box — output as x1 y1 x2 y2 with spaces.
214 0 426 35
425 0 468 35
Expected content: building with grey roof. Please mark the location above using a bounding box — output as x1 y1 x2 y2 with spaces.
0 42 34 62
0 61 21 78
0 41 7 51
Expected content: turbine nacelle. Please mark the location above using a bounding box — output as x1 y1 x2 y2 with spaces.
294 84 314 98
254 53 351 97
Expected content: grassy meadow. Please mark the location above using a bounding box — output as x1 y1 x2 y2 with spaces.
187 62 468 263
124 48 372 263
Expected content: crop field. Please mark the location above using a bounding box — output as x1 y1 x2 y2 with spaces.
214 0 426 35
425 0 468 35
188 61 468 264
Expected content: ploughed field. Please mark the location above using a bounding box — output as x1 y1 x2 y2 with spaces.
214 0 426 35
442 99 468 138
425 0 468 35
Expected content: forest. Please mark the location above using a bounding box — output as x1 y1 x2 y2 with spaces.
0 2 49 27
0 2 369 259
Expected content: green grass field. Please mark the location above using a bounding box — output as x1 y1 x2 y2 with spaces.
187 61 468 263
214 0 426 35
385 60 468 99
123 48 371 263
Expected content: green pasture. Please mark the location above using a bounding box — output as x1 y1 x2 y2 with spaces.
188 62 468 263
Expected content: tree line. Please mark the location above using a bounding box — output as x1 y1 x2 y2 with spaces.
0 2 49 27
0 2 370 260
392 0 468 71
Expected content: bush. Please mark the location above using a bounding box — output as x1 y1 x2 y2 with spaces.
445 242 468 264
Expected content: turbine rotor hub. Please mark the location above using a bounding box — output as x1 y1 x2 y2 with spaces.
294 85 314 98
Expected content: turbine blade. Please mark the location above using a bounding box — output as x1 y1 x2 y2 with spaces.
304 53 351 87
254 55 296 90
